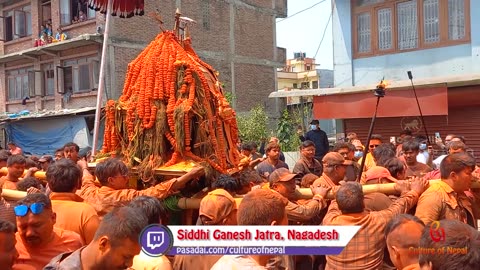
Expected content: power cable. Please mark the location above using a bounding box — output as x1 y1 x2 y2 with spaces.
277 0 327 23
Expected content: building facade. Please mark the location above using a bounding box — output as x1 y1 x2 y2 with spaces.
271 0 480 154
0 0 287 154
331 0 480 155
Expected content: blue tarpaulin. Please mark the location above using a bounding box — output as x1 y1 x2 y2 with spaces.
5 116 95 156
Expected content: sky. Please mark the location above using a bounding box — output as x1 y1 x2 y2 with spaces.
276 0 334 70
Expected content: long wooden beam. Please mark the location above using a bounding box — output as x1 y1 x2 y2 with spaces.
3 180 479 210
0 168 46 181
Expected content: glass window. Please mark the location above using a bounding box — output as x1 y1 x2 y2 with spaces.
423 0 440 43
397 0 418 50
60 0 71 25
448 0 465 40
43 64 55 96
78 64 90 91
357 12 371 53
377 8 392 50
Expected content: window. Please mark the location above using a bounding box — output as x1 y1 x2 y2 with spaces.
61 57 99 93
448 0 465 40
201 0 210 30
352 0 470 57
377 8 392 50
397 1 418 50
312 81 319 89
423 0 440 43
2 5 32 41
6 68 33 101
43 64 55 96
293 83 298 89
301 82 310 89
60 0 95 26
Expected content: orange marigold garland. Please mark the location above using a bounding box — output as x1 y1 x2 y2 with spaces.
101 30 239 178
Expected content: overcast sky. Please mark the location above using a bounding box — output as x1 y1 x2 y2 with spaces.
276 0 334 70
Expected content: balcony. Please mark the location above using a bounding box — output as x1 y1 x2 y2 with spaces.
0 33 102 63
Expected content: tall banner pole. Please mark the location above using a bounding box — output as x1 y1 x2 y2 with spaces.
91 0 113 157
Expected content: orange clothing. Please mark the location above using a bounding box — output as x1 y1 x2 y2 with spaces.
0 197 16 224
415 180 477 228
313 173 341 194
79 174 176 217
0 176 18 190
50 192 100 244
358 153 376 172
403 264 420 270
14 227 83 270
323 190 419 270
405 162 432 178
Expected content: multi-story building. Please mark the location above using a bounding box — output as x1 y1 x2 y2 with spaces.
271 0 480 154
0 0 287 155
276 52 335 137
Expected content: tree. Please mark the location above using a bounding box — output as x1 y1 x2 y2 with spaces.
276 109 301 152
237 105 268 144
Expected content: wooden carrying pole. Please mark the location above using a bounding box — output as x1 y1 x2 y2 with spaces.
4 180 479 209
0 167 46 181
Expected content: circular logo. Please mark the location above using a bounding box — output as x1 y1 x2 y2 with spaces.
400 117 422 134
139 224 173 257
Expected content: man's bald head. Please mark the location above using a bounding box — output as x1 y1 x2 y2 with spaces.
385 214 425 270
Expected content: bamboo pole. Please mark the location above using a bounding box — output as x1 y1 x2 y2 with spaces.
4 180 479 209
0 167 46 181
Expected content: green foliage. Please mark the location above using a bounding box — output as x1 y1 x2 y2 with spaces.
224 91 236 105
276 109 301 152
237 105 268 143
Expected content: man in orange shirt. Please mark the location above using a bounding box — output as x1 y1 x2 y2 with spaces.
78 157 205 216
415 153 478 228
402 140 432 178
13 193 83 270
0 155 38 190
211 189 289 269
0 220 18 270
174 189 238 270
47 159 100 244
322 179 428 270
44 206 148 270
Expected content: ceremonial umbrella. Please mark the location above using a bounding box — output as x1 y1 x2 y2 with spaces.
88 0 145 18
88 0 145 157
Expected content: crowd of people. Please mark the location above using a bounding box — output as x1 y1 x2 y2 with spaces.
0 123 479 269
34 19 69 47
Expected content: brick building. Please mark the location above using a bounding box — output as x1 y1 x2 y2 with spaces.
0 0 287 153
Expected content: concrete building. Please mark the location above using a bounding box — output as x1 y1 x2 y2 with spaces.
276 52 335 137
0 0 287 154
271 0 480 154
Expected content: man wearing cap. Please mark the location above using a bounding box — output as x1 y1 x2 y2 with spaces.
174 188 236 270
38 155 53 172
313 152 350 194
301 120 329 161
363 166 398 185
269 168 329 224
